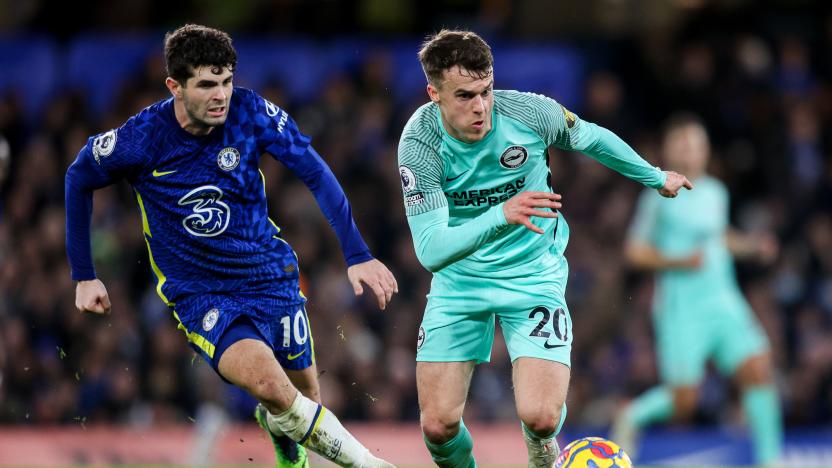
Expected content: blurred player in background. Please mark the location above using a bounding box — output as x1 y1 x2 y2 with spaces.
612 114 783 464
397 30 692 468
65 24 397 468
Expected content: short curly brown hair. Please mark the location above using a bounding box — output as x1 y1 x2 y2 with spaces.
418 29 493 86
164 24 237 84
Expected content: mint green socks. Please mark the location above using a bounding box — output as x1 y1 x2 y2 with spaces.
424 419 476 468
626 386 673 427
743 385 783 464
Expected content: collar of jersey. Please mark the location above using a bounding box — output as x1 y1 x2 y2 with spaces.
436 105 498 148
164 98 224 141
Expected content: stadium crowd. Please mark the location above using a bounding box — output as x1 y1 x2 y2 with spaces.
0 1 831 433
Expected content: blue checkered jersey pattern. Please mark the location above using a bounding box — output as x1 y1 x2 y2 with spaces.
66 87 372 305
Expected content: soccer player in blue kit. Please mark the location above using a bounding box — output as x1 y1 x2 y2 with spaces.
65 25 397 468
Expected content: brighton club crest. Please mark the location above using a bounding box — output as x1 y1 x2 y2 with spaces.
499 145 528 169
217 147 240 171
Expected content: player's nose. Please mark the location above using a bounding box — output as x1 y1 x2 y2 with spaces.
472 95 485 113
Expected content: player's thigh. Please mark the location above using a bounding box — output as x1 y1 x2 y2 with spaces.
418 272 496 363
218 338 296 411
712 296 770 378
654 307 711 386
512 357 570 429
496 270 572 367
417 361 475 426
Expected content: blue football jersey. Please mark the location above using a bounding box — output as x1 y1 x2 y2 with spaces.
66 87 371 305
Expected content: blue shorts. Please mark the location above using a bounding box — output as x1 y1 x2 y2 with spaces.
172 293 314 379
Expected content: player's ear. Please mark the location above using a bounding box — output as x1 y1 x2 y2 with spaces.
165 77 183 99
427 83 440 103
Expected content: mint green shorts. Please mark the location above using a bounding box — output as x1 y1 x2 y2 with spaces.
654 291 769 385
417 256 572 366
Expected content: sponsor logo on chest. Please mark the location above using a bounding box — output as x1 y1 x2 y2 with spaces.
445 176 526 207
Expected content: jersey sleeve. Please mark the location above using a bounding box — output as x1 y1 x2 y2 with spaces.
83 119 146 177
252 92 372 266
397 118 509 272
65 120 144 280
627 189 660 245
407 204 507 272
501 91 666 189
493 91 574 148
397 135 446 216
252 93 312 169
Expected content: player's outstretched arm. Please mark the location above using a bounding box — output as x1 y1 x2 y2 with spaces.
347 259 399 310
65 135 124 313
75 279 112 314
725 228 779 263
658 171 694 198
406 192 559 272
625 241 702 272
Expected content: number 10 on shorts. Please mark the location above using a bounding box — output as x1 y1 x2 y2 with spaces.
280 308 309 347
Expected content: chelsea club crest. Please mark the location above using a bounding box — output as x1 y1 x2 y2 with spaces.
203 308 219 331
217 147 240 171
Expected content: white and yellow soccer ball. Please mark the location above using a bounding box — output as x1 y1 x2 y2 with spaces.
554 436 632 468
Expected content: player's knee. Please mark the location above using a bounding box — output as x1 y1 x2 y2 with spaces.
737 354 773 389
247 378 297 412
421 413 461 445
519 406 561 437
672 388 698 421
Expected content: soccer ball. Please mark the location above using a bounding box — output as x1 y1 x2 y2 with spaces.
554 437 632 468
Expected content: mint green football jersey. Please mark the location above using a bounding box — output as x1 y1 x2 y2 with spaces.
398 90 576 276
629 176 741 311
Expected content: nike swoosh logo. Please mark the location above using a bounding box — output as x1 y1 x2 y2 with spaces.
544 342 566 349
152 169 177 177
287 349 307 360
446 170 468 182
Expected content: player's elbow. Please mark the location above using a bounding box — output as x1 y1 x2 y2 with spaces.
413 240 452 272
624 242 651 270
65 158 82 193
415 250 446 273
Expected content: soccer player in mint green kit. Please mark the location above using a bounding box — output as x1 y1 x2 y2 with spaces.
397 30 693 468
612 114 782 465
